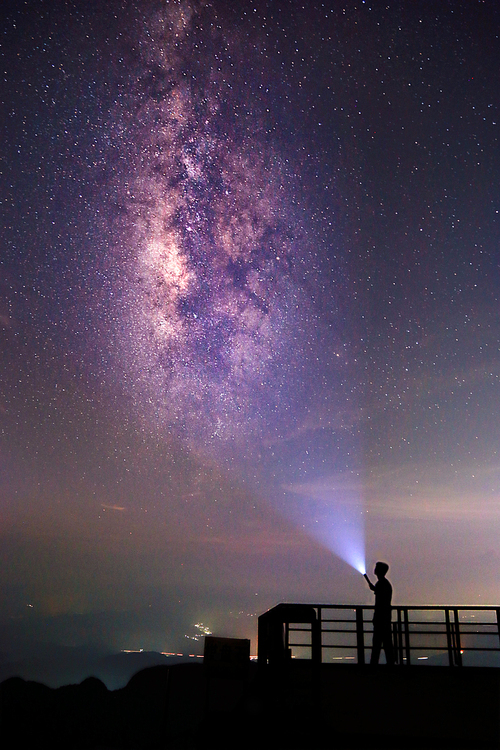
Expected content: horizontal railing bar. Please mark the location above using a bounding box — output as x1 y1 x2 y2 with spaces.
399 629 496 635
388 646 500 653
401 628 464 633
313 605 500 610
400 618 498 623
297 627 497 633
393 647 448 652
452 622 498 635
320 630 360 635
321 625 359 630
455 625 499 629
287 627 314 632
291 626 358 633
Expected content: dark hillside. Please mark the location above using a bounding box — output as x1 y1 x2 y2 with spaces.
2 662 499 748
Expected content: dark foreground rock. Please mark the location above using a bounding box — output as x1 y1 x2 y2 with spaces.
2 662 499 749
1 663 258 749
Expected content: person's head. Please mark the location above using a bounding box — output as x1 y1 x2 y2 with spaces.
374 561 389 579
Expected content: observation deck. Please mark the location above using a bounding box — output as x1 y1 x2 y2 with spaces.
256 604 500 746
258 602 500 667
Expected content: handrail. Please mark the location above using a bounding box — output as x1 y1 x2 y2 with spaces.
257 603 500 667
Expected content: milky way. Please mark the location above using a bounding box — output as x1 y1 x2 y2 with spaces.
103 1 327 454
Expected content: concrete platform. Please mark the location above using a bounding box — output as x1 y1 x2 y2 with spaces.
259 661 500 747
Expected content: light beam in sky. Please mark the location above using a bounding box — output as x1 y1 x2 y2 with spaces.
283 483 366 574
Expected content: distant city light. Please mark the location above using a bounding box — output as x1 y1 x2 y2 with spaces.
121 649 144 653
185 622 213 641
194 622 212 635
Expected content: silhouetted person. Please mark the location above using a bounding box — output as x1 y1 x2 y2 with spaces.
364 561 394 665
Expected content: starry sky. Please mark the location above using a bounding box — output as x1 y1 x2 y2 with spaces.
1 0 500 661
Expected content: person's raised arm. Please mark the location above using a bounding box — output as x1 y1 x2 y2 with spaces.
364 573 375 592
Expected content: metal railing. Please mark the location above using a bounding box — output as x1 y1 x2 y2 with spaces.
257 603 500 667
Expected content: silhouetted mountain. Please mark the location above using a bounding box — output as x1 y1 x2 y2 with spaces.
0 662 254 749
96 650 202 689
0 647 202 690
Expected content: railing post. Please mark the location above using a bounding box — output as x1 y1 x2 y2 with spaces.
312 607 322 664
445 608 454 666
284 620 290 658
404 607 411 665
356 607 365 665
453 608 463 666
394 608 402 665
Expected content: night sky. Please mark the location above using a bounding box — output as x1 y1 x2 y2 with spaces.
2 0 500 663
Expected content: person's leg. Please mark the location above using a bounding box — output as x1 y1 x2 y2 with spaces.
370 627 382 664
382 624 395 665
